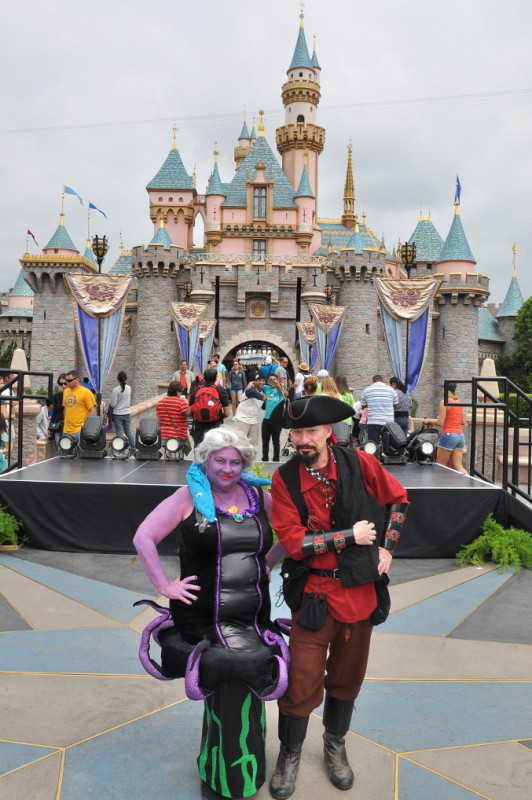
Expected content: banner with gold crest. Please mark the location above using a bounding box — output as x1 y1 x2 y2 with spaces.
64 274 135 394
296 322 318 372
171 302 208 369
308 303 347 372
374 277 442 392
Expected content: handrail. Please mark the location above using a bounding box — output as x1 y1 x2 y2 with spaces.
0 367 54 472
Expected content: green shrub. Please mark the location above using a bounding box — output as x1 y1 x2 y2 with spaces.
456 513 532 572
0 506 24 547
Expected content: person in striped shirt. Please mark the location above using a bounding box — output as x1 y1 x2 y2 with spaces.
360 375 398 444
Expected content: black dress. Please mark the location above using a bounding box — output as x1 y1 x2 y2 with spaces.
162 486 284 799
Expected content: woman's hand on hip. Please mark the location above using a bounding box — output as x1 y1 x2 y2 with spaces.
162 575 200 603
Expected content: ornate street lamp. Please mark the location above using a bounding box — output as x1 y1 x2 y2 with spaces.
91 235 109 415
183 280 193 299
400 241 417 393
324 283 334 305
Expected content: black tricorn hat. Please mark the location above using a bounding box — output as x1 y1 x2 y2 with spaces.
270 395 354 429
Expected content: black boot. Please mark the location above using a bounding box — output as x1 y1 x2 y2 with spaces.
322 695 355 791
269 714 309 800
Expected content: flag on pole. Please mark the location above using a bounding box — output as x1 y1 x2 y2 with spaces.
64 185 84 205
454 175 461 205
88 202 107 219
27 229 39 247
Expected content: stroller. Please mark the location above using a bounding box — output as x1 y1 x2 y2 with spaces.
406 424 439 464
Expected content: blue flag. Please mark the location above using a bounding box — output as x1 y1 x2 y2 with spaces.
89 202 107 219
64 185 83 205
454 175 461 205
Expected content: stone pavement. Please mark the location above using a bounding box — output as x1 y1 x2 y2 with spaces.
0 549 531 800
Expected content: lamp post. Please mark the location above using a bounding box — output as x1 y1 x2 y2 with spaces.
324 283 334 305
91 234 108 416
183 280 193 299
400 241 416 392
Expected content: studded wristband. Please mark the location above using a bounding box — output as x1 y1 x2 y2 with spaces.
301 528 355 557
381 503 408 554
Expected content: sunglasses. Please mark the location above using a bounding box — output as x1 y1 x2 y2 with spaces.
58 382 66 386
64 378 76 383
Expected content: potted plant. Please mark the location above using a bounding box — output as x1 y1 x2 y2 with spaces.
0 505 24 550
456 513 532 572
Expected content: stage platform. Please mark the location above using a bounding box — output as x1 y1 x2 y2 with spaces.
0 456 529 557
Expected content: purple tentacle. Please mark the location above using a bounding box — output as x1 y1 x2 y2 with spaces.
263 628 290 668
275 618 292 635
184 643 214 700
138 608 174 681
246 655 288 701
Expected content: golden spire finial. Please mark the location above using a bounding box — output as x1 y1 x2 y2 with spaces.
303 150 308 166
119 231 124 253
342 141 356 228
512 242 517 277
192 163 197 186
258 109 265 137
159 218 165 228
214 142 219 161
172 125 178 150
299 2 305 27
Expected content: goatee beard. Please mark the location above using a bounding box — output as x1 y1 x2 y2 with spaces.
295 448 319 466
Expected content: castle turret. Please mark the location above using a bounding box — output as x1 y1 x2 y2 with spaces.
496 245 524 355
437 198 476 282
276 11 325 211
146 129 196 249
341 144 357 230
234 118 252 170
294 154 315 251
205 148 226 251
407 213 444 276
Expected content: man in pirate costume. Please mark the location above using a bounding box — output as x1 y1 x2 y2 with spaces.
269 395 408 799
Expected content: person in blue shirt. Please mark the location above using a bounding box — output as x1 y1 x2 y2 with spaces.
261 374 285 461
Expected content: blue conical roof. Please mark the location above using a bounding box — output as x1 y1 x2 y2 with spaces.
438 211 475 263
344 226 366 254
497 276 524 317
408 217 444 262
290 20 312 69
478 306 504 342
150 225 172 248
222 136 296 208
250 124 257 139
311 47 321 69
146 148 194 190
43 221 78 252
108 251 132 275
206 162 226 196
83 242 97 265
10 270 33 297
238 120 250 139
295 164 314 198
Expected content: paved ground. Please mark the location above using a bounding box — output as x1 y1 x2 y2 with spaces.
1 546 530 800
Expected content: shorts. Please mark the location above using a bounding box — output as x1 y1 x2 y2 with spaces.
438 432 465 451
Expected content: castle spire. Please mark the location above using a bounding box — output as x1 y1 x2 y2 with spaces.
289 9 312 69
511 242 517 277
341 143 357 229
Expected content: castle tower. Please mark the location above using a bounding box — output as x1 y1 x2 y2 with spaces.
294 153 315 251
234 118 252 170
341 144 357 230
21 212 96 376
433 200 488 397
276 11 325 214
496 245 524 355
146 129 196 249
407 213 444 274
205 148 226 251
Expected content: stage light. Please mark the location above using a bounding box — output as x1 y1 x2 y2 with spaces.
406 426 438 464
421 441 434 456
135 418 161 460
110 434 131 460
381 421 408 465
362 440 379 456
79 417 107 459
164 437 184 461
58 434 78 458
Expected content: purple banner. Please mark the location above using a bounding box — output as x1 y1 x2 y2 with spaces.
407 309 430 393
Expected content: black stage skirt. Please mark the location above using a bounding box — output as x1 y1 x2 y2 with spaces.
198 681 266 799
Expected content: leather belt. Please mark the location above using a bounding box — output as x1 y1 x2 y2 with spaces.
310 568 341 580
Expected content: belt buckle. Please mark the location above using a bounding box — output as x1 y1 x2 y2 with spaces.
332 568 340 580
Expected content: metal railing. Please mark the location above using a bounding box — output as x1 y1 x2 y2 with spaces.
0 367 54 472
443 377 532 504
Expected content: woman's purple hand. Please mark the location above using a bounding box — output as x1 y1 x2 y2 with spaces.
162 575 200 603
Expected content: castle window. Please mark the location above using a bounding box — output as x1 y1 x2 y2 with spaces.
253 186 267 218
253 239 266 259
158 197 163 202
169 197 173 202
299 72 303 77
297 114 305 124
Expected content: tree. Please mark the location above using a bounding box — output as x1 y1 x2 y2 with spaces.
496 297 532 393
0 338 17 369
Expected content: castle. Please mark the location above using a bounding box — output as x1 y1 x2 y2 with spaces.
0 13 525 412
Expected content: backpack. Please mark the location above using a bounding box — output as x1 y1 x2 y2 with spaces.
192 385 222 423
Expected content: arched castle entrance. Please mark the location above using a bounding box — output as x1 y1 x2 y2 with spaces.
220 330 299 371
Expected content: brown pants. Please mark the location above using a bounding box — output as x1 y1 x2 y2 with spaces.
278 609 373 718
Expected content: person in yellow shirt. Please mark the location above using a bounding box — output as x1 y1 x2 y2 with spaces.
62 371 96 438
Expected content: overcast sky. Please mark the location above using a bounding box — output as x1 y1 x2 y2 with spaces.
1 0 531 306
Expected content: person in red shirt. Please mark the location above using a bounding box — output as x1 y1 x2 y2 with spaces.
155 381 191 445
269 395 408 799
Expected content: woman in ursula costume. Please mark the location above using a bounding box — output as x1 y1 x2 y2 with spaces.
133 427 288 800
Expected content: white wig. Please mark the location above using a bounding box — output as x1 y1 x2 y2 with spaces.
194 427 256 469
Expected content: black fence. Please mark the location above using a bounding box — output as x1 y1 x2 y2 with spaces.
442 377 532 505
0 367 54 472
